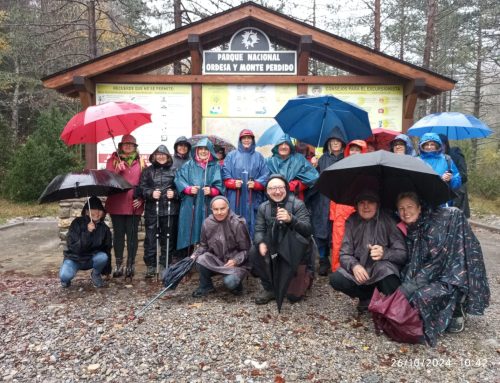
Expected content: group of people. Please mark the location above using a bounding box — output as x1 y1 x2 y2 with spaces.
59 127 489 346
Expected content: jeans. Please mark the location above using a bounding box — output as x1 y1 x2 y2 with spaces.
197 263 241 291
59 252 108 284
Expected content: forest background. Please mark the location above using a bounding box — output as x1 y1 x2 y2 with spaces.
0 0 498 212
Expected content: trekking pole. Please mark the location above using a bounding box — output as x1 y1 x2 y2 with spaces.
188 195 196 255
156 199 160 282
236 188 241 215
166 198 171 269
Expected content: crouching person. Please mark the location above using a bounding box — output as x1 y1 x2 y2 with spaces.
59 196 112 288
191 196 251 297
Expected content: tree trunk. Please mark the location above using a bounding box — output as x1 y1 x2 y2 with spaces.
471 12 483 170
88 0 97 59
399 0 406 60
10 56 20 141
173 0 182 74
374 0 381 51
312 0 318 75
422 0 437 69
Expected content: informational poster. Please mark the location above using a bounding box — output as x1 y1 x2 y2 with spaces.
308 85 404 132
95 84 192 168
202 84 296 156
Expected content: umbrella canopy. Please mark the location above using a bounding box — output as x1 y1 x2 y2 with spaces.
366 128 399 151
188 134 236 154
60 101 152 146
38 169 133 204
256 124 285 147
275 95 372 148
407 112 493 140
316 151 453 208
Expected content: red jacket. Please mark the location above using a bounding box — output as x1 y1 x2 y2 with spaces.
105 152 145 215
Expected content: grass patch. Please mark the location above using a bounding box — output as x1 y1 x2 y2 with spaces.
470 195 500 217
0 198 59 224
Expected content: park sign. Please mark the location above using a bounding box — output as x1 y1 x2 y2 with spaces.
203 28 296 75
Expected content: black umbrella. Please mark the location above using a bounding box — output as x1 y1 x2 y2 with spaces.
269 223 309 312
38 169 133 203
135 257 196 318
316 150 454 208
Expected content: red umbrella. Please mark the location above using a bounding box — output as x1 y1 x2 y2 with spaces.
60 101 152 147
366 128 399 151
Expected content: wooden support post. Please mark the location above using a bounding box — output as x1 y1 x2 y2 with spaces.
403 78 425 133
192 84 202 135
188 34 202 75
73 76 97 169
297 35 312 95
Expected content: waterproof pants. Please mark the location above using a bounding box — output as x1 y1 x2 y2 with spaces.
143 214 178 268
329 272 400 301
110 214 140 267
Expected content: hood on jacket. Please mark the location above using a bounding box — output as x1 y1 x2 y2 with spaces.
265 173 290 201
344 140 367 157
419 132 443 153
174 136 192 154
271 134 295 157
390 134 416 155
438 134 450 154
322 127 347 153
191 137 218 160
238 128 256 153
81 196 106 219
149 144 173 166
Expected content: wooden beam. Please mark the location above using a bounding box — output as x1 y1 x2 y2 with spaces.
402 78 426 132
192 84 202 135
94 74 402 85
188 34 202 75
297 35 312 76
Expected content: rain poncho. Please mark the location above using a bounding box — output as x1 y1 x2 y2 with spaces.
174 138 224 250
266 134 319 200
399 207 490 346
418 133 461 191
192 210 251 281
221 131 270 238
390 134 416 156
172 136 191 170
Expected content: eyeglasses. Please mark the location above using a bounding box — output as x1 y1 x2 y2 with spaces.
267 186 285 192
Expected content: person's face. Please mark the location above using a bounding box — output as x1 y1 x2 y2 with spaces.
88 208 103 222
392 140 406 154
421 141 439 152
241 135 253 149
267 179 287 203
328 139 343 154
155 152 168 164
197 146 209 160
357 200 378 220
211 199 229 221
216 151 224 160
349 145 362 155
176 143 189 155
278 143 291 159
121 142 136 155
397 197 422 225
366 143 375 152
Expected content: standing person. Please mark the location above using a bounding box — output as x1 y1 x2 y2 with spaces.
191 196 251 297
172 136 191 170
438 134 470 217
139 145 180 278
329 139 367 272
214 145 226 167
175 138 225 253
418 133 461 206
295 141 318 167
309 129 346 276
266 134 319 201
390 134 416 156
105 134 145 278
249 174 314 306
396 192 489 344
59 196 112 288
222 129 270 238
329 190 407 313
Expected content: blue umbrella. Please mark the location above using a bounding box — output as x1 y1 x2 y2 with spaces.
408 112 492 140
256 123 285 146
275 95 372 148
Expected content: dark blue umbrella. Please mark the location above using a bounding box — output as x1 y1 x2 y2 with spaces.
275 95 371 148
408 112 492 140
256 124 285 146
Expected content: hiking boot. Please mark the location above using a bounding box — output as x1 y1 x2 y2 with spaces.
113 265 124 278
91 270 104 288
318 258 331 276
125 265 135 279
357 298 370 313
255 289 275 305
145 266 156 279
192 286 215 298
61 280 71 288
230 283 244 296
447 303 465 333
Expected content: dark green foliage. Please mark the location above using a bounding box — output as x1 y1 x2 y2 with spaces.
2 108 83 202
0 115 14 183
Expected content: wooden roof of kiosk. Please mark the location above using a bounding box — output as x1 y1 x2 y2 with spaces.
42 1 455 169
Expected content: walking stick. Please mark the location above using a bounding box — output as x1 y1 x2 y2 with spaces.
166 199 171 269
156 199 160 282
235 188 241 215
135 282 175 318
188 195 196 255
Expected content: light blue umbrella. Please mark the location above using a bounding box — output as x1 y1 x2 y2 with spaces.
408 112 492 140
275 94 372 148
256 123 285 146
